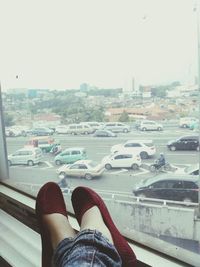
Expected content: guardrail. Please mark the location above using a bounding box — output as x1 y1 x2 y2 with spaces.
13 181 199 209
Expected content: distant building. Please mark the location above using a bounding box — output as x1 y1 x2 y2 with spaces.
105 106 170 121
8 88 28 95
167 84 198 98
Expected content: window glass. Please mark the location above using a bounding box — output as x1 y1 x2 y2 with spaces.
78 164 87 169
69 164 79 169
71 151 80 155
171 181 183 189
125 143 141 147
123 154 132 158
114 155 123 160
62 152 70 156
151 181 166 188
184 181 198 189
1 1 200 265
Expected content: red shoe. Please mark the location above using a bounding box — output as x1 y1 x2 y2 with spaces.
36 182 68 267
71 186 137 267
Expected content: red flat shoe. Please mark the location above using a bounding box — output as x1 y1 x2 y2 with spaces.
36 182 68 267
71 186 137 267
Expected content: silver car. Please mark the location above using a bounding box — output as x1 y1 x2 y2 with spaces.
8 148 42 166
103 122 130 133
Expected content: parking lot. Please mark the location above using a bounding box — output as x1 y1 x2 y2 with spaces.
6 125 199 195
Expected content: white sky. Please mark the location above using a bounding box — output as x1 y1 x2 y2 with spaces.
0 0 198 90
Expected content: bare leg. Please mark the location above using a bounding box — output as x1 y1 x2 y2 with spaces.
43 213 76 249
80 206 113 244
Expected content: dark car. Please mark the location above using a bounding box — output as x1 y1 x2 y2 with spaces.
94 130 117 137
133 175 199 203
30 127 53 136
167 136 199 151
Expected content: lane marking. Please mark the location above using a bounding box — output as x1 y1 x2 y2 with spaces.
132 168 150 176
43 161 54 168
166 153 197 156
109 169 129 174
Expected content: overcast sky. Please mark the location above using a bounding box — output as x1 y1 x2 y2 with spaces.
0 0 198 90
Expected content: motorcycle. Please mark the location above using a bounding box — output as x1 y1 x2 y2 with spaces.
149 160 172 173
50 144 62 155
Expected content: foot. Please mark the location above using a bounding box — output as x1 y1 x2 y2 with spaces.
36 182 76 266
80 206 113 244
43 213 76 249
72 186 137 267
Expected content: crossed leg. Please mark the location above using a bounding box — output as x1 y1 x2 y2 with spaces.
43 206 113 249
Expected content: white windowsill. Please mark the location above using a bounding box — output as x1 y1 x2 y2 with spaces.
0 183 193 267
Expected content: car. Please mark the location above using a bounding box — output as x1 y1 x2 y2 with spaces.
30 127 54 136
55 125 69 134
56 160 105 180
25 136 56 153
6 127 22 137
103 122 130 133
8 147 42 166
54 147 87 165
189 121 199 131
179 117 198 128
132 174 199 203
82 122 103 131
139 121 163 131
94 130 117 137
102 152 141 170
66 124 93 135
111 140 156 159
174 164 199 176
167 135 199 151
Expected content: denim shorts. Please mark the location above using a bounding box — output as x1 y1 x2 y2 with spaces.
53 229 122 267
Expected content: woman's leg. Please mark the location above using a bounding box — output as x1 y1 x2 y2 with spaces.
43 213 76 249
71 186 137 267
36 182 76 267
80 206 113 245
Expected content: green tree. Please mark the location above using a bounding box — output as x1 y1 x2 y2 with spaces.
4 113 14 127
151 86 167 98
118 111 129 122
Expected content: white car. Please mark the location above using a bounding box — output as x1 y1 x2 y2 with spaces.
111 140 156 159
102 152 141 170
179 117 198 128
6 127 22 137
139 121 163 131
81 122 103 131
56 160 105 180
55 125 69 134
8 148 42 166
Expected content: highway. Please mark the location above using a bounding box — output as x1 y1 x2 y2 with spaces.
5 126 199 196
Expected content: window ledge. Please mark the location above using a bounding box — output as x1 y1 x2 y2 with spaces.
0 183 194 267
